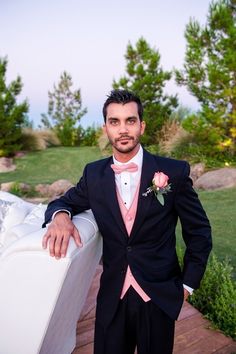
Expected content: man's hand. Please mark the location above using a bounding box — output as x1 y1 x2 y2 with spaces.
184 288 190 301
42 212 83 259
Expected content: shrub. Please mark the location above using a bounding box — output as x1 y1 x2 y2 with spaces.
9 182 38 198
77 125 101 147
177 248 236 339
189 254 236 339
37 129 60 148
20 129 60 151
158 119 189 156
171 132 236 168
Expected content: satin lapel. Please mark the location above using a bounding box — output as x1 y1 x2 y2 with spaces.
130 149 158 239
102 157 128 237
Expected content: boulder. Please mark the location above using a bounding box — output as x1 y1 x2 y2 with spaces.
0 182 31 193
195 168 236 190
35 184 52 197
0 158 16 173
0 182 15 192
49 179 74 196
19 183 31 193
190 163 205 184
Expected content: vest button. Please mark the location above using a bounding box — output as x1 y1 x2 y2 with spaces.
127 246 132 252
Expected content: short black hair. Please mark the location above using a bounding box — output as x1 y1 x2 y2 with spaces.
102 89 143 122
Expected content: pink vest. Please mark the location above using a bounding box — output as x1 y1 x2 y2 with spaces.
116 183 151 302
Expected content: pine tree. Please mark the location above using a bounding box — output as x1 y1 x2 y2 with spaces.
41 71 87 146
113 37 178 145
175 0 236 157
0 57 29 156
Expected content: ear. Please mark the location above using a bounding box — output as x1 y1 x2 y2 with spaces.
141 121 146 136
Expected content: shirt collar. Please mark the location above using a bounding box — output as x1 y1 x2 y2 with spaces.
113 145 143 170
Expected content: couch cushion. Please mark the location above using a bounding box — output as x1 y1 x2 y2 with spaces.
0 201 34 250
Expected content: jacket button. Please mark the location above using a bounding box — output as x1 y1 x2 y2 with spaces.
127 246 132 252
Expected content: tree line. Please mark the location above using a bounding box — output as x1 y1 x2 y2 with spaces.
0 0 235 163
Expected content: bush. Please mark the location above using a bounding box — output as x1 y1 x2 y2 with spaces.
177 248 236 339
20 129 60 151
171 132 236 168
77 125 101 147
157 119 189 156
9 182 38 198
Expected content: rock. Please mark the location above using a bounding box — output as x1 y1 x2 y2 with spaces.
0 157 16 173
190 163 205 184
14 151 26 158
0 182 31 193
0 182 15 192
49 179 74 196
35 184 52 197
195 168 236 190
19 183 31 193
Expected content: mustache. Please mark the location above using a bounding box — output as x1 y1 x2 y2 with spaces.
116 136 134 142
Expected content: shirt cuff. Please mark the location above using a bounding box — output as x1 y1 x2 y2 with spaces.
183 284 194 295
52 209 71 220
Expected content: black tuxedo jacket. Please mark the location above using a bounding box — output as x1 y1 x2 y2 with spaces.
44 149 212 328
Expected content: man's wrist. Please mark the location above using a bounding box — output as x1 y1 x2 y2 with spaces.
52 209 71 220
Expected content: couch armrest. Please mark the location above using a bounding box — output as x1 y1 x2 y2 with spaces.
0 210 98 259
0 210 102 354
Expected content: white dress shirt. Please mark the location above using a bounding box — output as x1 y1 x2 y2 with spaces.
113 145 143 209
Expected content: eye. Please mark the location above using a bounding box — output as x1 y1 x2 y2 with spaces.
110 120 118 125
127 118 136 124
108 119 119 126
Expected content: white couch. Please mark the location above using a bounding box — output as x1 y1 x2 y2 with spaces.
0 192 102 354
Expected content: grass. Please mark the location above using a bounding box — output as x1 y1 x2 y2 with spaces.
0 146 235 277
0 147 103 185
176 187 236 279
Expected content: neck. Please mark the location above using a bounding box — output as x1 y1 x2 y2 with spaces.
113 144 140 163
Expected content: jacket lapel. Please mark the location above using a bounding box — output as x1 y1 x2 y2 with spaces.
102 157 128 238
129 149 158 239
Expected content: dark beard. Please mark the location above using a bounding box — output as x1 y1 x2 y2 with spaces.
113 138 139 154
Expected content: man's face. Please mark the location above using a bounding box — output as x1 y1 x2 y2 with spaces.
103 102 146 156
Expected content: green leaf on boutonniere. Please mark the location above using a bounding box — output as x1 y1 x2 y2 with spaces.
156 193 164 206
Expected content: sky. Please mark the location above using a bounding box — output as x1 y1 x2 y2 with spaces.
0 0 211 128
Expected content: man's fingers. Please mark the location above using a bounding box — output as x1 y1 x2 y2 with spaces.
49 235 56 257
61 235 71 258
73 227 83 247
42 232 50 249
184 288 190 301
42 223 82 260
54 235 64 259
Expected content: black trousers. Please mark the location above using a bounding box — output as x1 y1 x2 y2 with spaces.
94 287 175 354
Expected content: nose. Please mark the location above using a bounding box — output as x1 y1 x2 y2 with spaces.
119 122 128 134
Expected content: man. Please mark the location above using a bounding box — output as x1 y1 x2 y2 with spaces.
42 89 212 354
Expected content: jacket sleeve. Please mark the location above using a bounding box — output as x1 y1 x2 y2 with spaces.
174 162 212 289
43 165 90 227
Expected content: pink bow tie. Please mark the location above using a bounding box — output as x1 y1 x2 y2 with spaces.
111 162 138 174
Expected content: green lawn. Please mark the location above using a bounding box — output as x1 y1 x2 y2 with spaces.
1 146 235 277
0 147 103 185
176 187 236 278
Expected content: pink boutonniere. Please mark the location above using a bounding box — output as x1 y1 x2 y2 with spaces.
143 171 171 206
